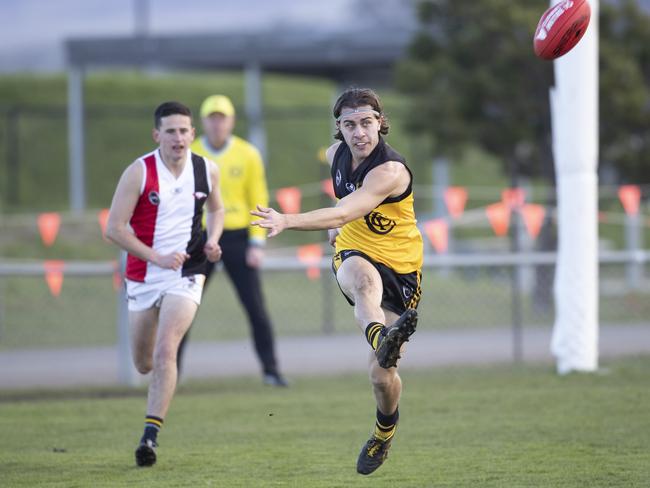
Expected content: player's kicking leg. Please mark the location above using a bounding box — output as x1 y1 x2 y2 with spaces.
375 309 418 369
357 309 417 474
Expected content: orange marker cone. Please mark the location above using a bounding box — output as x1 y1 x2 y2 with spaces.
444 186 468 219
486 203 511 237
98 208 110 239
297 244 323 280
276 187 302 214
501 188 526 210
423 219 449 253
44 260 65 297
522 204 546 239
37 212 61 247
618 185 641 216
112 260 123 291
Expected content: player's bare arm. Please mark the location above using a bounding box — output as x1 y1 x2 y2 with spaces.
105 161 189 270
204 161 225 262
251 161 410 237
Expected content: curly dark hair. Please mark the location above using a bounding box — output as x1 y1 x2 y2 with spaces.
332 87 390 141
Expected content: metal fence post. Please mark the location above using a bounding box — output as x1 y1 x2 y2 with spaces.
625 212 643 289
321 268 335 334
5 107 20 206
509 187 524 363
67 66 86 214
116 251 139 386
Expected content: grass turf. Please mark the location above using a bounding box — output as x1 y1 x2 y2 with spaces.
0 355 648 487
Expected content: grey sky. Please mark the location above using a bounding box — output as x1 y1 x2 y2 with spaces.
6 0 646 74
0 0 353 72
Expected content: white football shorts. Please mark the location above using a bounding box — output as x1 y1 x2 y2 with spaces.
125 275 205 312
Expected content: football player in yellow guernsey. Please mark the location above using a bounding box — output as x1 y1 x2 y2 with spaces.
252 88 423 475
177 94 288 387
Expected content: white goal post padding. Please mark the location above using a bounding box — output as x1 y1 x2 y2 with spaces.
549 0 600 374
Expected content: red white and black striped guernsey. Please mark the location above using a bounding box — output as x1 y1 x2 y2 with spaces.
126 149 211 283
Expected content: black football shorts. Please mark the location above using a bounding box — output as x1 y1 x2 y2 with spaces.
332 249 422 316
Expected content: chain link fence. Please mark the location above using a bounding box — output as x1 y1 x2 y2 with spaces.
1 251 648 353
1 102 649 373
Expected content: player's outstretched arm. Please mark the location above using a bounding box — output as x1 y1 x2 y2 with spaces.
251 161 407 238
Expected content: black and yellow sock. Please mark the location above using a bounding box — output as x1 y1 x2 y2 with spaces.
365 322 385 350
142 415 163 443
373 407 399 442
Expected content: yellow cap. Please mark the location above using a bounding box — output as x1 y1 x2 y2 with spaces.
200 95 235 118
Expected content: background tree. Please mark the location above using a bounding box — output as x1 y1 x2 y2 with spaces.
395 0 553 182
396 0 650 185
600 0 650 184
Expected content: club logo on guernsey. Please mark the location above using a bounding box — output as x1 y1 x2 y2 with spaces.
345 182 356 193
148 191 160 205
402 286 413 299
336 169 342 187
364 211 396 235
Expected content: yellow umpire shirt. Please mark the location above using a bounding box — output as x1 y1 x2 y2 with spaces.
191 134 269 244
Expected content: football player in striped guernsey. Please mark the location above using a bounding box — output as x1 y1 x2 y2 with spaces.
252 88 422 475
106 101 225 467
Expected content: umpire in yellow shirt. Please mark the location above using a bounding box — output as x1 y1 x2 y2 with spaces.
177 94 288 387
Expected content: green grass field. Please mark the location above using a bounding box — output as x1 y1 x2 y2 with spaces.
1 355 648 487
1 70 645 252
0 71 556 226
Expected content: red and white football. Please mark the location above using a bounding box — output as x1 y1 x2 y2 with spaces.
534 0 591 60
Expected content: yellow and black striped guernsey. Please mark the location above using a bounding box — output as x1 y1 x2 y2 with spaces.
331 137 423 274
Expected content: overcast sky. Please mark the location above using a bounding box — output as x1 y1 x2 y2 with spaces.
0 0 353 72
5 0 648 73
